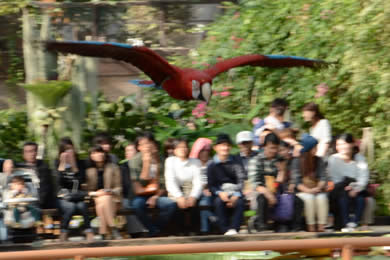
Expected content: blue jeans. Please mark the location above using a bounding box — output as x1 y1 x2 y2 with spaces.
339 191 365 227
214 196 245 233
199 195 215 233
59 199 91 232
131 196 176 235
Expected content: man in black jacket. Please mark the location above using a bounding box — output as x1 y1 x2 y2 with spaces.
16 142 56 209
207 134 246 236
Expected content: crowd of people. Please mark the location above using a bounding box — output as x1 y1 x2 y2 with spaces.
0 98 374 242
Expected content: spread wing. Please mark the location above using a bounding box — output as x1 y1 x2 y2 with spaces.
204 54 328 78
46 41 181 86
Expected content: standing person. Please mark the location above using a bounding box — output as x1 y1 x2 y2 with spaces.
207 134 246 235
85 146 122 240
165 139 203 233
55 137 93 242
130 132 176 237
302 102 332 158
189 138 215 234
328 134 369 231
248 133 286 231
253 98 292 146
93 132 119 164
286 134 328 232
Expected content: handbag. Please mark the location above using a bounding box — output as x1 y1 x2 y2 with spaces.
272 192 295 223
302 176 318 189
134 179 159 196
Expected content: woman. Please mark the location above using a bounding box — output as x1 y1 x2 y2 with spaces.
189 138 215 234
165 139 203 233
56 137 93 242
86 145 122 240
290 134 328 232
328 134 369 231
302 102 332 158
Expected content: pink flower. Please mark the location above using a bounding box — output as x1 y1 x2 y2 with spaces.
207 118 216 124
219 91 231 97
315 83 329 98
212 91 219 96
192 102 207 118
202 63 210 68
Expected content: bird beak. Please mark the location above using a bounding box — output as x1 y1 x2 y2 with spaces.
201 82 212 104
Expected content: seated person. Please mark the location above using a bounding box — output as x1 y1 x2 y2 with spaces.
56 137 93 242
130 132 176 237
248 133 286 231
207 134 246 236
282 132 328 232
5 176 40 228
165 138 202 233
328 134 369 231
85 146 122 240
16 142 56 210
189 138 215 234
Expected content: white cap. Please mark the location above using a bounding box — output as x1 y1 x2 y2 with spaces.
236 131 254 144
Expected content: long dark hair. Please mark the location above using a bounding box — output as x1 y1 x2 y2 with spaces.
300 151 317 178
303 102 325 122
87 145 109 168
336 133 359 160
58 137 79 160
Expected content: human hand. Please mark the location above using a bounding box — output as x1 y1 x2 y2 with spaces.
177 196 187 209
186 197 197 208
227 196 239 208
218 192 230 202
348 190 358 198
266 193 277 206
146 195 158 208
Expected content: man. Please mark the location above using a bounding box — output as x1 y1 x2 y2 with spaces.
253 98 292 146
207 133 246 235
233 131 258 176
16 142 56 209
248 133 286 231
129 132 176 237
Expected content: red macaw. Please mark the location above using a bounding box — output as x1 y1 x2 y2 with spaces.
46 41 327 103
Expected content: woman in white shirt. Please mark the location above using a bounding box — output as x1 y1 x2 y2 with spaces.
302 102 332 158
328 133 369 230
165 139 203 209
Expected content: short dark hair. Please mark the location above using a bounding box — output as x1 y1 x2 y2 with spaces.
264 133 280 146
92 132 112 146
172 138 188 149
12 176 25 184
271 98 288 108
23 142 38 151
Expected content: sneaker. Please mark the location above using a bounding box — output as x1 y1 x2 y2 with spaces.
111 228 122 240
224 229 238 235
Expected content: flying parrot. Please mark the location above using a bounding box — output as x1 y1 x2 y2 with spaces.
46 41 328 103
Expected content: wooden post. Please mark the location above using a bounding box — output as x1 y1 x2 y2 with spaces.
341 245 353 260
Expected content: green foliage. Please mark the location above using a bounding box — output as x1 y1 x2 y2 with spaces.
0 109 30 162
185 0 390 213
22 81 72 107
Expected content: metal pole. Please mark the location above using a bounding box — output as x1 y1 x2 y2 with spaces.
0 237 389 260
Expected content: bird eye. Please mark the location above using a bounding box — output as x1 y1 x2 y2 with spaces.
201 83 212 103
192 80 201 99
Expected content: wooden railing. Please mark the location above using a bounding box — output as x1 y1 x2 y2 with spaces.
0 237 389 260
